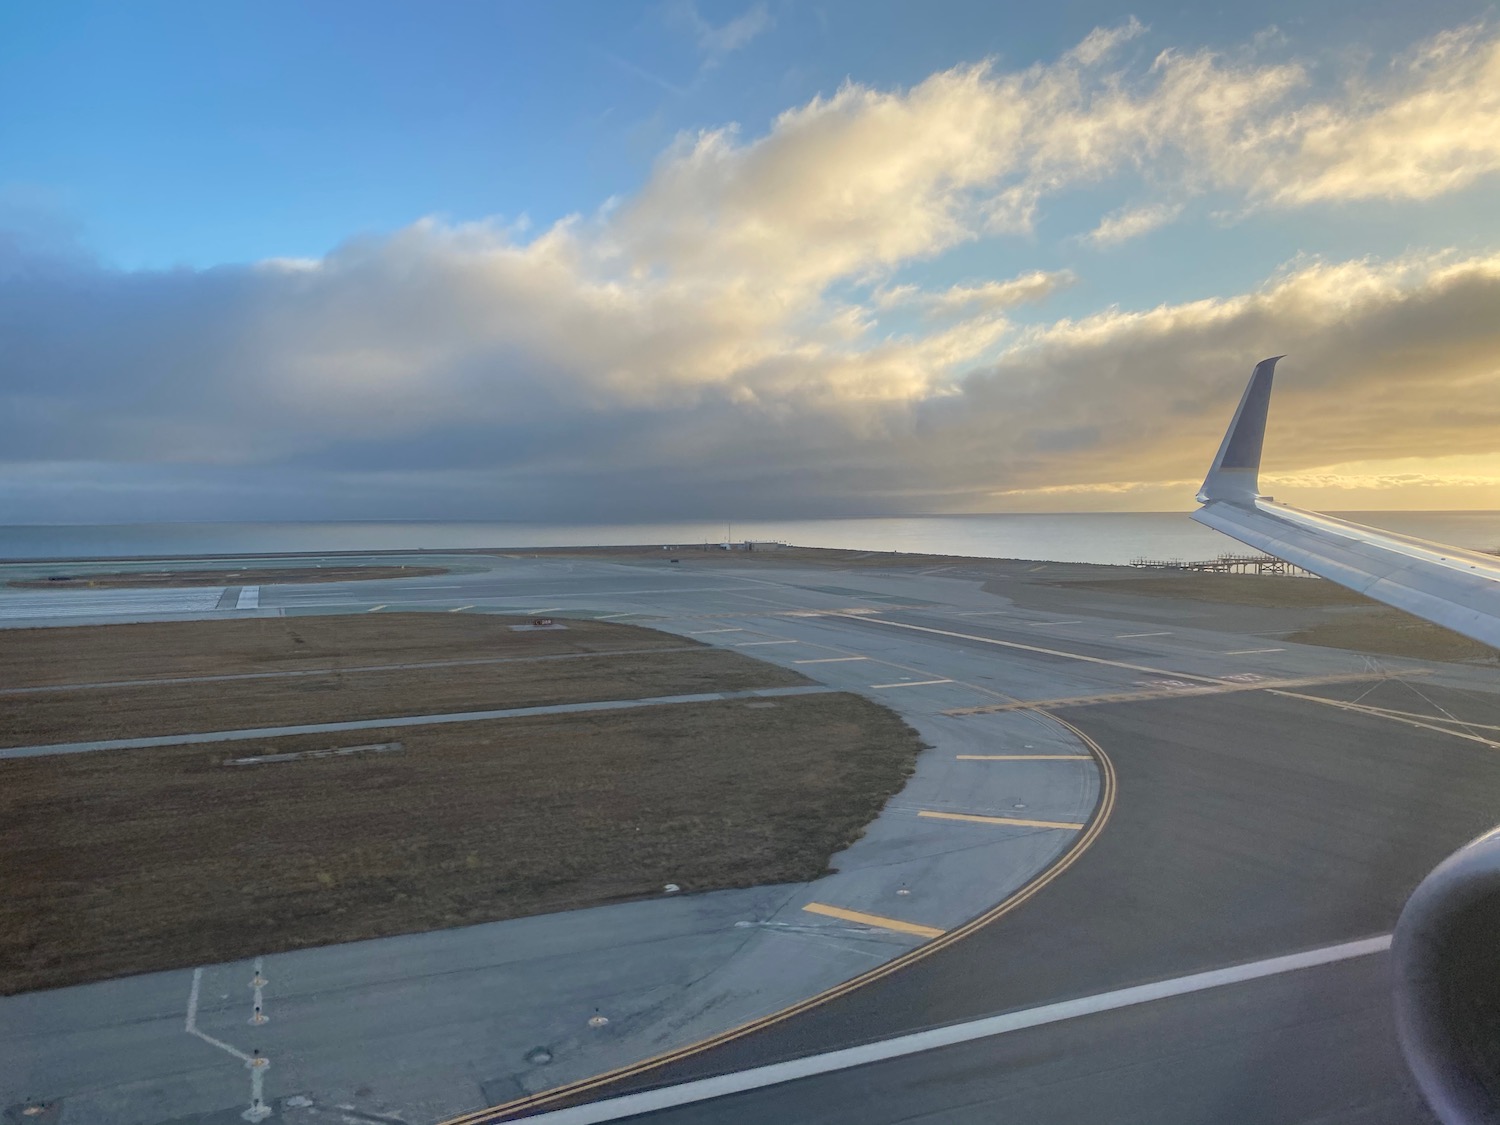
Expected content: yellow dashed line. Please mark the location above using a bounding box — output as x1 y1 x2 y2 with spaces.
802 903 945 939
960 759 1092 768
444 702 1118 1125
920 810 1085 831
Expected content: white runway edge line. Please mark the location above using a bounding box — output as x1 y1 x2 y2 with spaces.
517 935 1392 1125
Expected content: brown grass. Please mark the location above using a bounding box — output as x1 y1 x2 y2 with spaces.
1286 612 1500 663
1040 574 1500 661
0 613 696 688
8 564 450 589
0 694 923 994
0 648 810 745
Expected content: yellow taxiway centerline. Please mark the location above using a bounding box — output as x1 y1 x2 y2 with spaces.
802 903 945 939
920 810 1085 831
442 702 1118 1125
954 759 1098 768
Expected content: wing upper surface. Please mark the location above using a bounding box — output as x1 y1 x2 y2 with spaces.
1192 360 1500 651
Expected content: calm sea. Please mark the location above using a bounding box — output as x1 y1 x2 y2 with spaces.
4 512 1500 568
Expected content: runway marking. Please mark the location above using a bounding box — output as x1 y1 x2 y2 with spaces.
843 615 1224 683
1273 690 1500 750
447 716 1117 1125
366 605 387 613
943 671 1401 715
235 586 259 610
1224 647 1285 655
1027 564 1047 571
186 965 272 1120
793 656 869 664
1029 620 1082 627
960 759 1092 768
733 640 798 647
920 810 1085 831
687 628 744 634
505 935 1391 1125
596 612 639 619
870 678 954 689
1115 631 1170 638
802 903 945 940
1303 698 1500 734
449 605 475 612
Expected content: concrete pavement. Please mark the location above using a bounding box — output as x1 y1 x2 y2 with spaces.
3 550 1495 1124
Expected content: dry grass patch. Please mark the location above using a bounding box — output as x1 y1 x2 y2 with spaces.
9 565 449 589
1 694 923 993
1287 612 1499 663
0 647 810 745
0 613 700 688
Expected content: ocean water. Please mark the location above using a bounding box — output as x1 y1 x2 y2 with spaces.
4 512 1500 568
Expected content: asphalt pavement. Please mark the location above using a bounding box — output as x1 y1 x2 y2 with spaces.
4 550 1498 1125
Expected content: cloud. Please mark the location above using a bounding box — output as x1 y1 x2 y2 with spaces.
3 21 1500 521
875 271 1075 317
670 1 773 63
1066 15 1147 67
1256 24 1500 203
1085 203 1183 246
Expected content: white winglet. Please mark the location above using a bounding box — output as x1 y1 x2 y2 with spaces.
1197 356 1283 505
1191 355 1500 651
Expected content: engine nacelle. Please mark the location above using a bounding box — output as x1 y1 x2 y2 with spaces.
1394 827 1500 1125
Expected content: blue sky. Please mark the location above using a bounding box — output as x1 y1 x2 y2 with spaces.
2 1 1500 520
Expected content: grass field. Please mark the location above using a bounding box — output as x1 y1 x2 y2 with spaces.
0 646 808 745
7 564 450 589
1286 612 1500 663
1045 574 1498 661
0 614 924 993
0 612 700 687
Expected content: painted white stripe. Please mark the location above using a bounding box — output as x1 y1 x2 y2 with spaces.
794 656 869 664
1224 648 1285 655
870 678 953 689
687 628 744 634
734 640 798 647
449 605 475 612
366 605 387 613
235 586 260 610
519 935 1392 1125
1115 631 1171 638
1029 620 1082 627
596 612 639 619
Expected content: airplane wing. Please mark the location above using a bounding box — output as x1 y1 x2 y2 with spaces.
1190 357 1500 651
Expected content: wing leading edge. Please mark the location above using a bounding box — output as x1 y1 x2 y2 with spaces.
1190 359 1500 651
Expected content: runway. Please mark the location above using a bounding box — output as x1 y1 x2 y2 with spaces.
4 550 1499 1124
